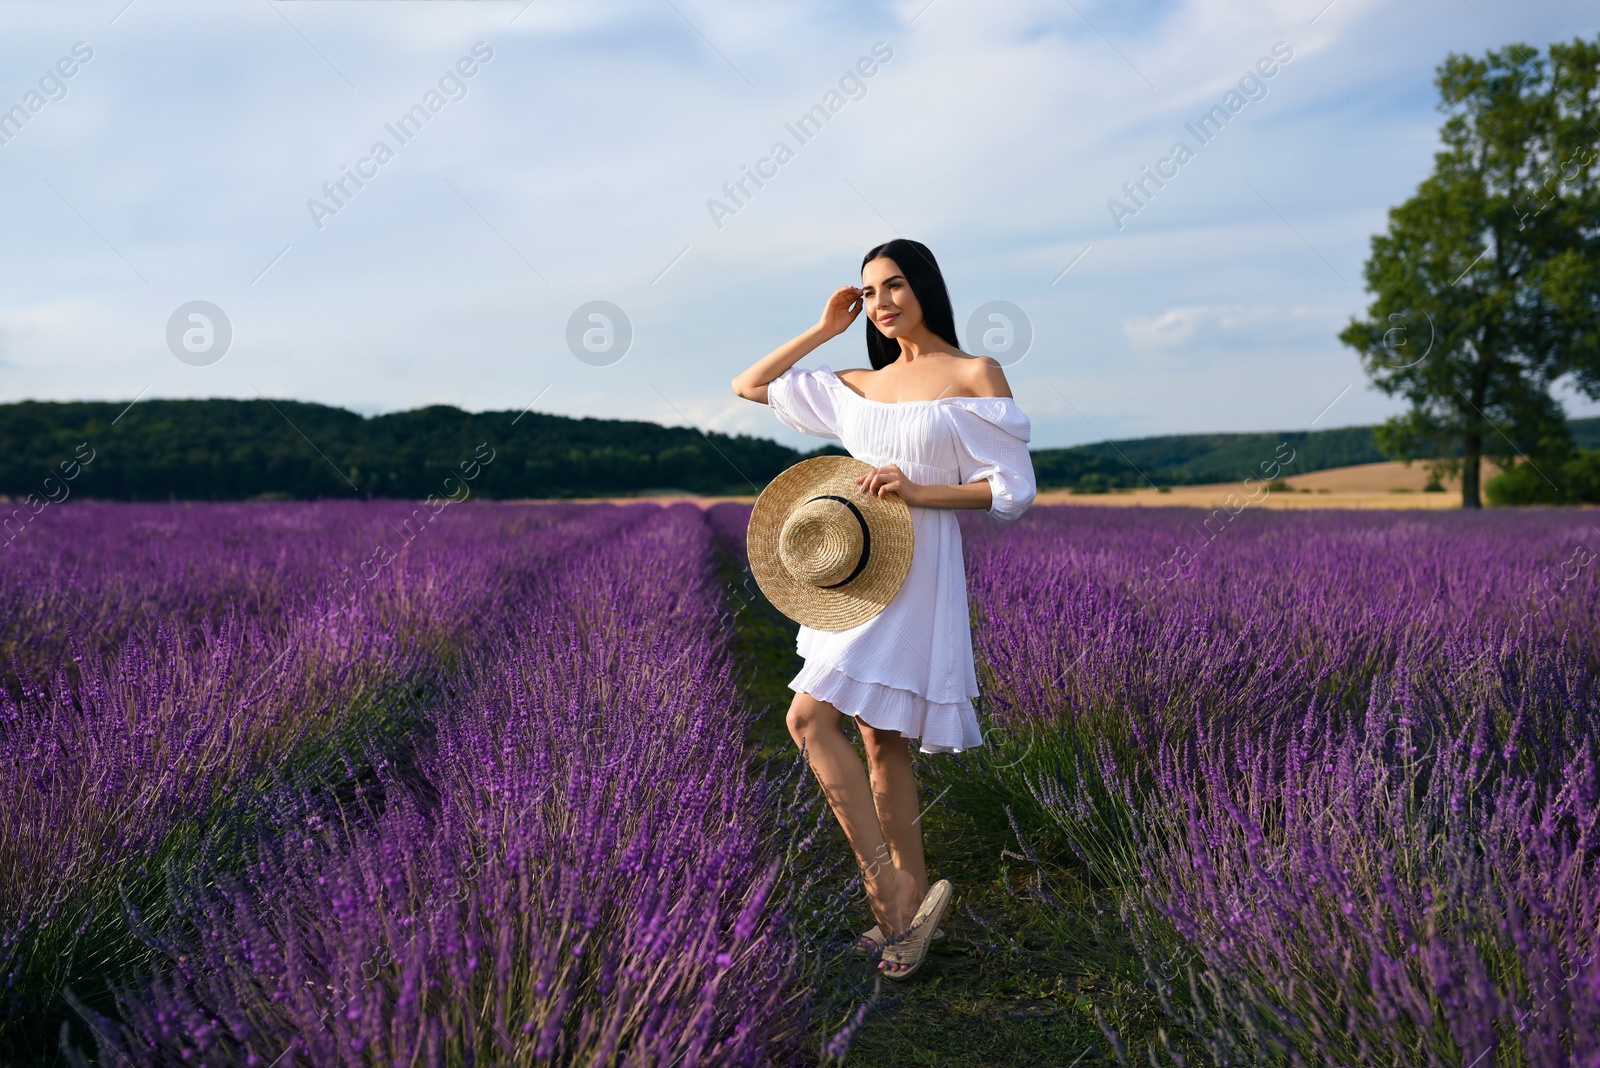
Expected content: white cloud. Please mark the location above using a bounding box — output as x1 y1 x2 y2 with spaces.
1124 304 1348 353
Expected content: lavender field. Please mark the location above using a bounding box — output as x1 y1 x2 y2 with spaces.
2 499 1597 1066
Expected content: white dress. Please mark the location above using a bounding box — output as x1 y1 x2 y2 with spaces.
765 363 1038 753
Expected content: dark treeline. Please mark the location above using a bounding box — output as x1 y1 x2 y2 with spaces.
2 398 1597 501
1039 425 1392 492
0 400 807 501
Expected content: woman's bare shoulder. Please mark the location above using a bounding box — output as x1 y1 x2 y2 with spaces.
955 354 1012 399
833 367 875 395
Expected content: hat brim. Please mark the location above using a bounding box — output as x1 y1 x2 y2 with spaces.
747 455 915 631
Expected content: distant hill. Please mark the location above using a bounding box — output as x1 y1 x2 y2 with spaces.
0 399 814 502
1036 417 1600 491
1575 418 1600 450
1 398 1596 501
1030 425 1391 492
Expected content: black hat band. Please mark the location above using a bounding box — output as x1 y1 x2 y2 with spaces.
804 494 871 589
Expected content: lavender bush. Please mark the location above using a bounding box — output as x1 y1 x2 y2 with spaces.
1 500 536 1047
9 496 1596 1065
948 506 1600 1065
50 503 814 1066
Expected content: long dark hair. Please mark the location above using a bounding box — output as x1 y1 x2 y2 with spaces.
860 239 960 370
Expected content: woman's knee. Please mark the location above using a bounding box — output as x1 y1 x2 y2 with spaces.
786 692 839 745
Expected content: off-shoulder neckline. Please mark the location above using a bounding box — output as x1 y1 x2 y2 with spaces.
816 365 1017 407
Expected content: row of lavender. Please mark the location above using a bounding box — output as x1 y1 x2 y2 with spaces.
2 501 813 1065
951 506 1600 1065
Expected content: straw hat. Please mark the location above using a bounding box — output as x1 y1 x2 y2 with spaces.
747 455 915 631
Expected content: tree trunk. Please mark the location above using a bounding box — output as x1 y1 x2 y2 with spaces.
1463 336 1491 510
1461 435 1482 508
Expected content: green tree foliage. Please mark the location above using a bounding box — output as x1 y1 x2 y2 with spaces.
0 399 813 501
1485 448 1600 504
1340 37 1600 508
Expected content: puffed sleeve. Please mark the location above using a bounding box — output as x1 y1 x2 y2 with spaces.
948 398 1037 524
765 364 842 441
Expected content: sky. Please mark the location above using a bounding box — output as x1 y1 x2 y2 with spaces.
0 0 1596 452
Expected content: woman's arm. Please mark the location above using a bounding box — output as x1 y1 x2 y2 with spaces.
854 466 994 510
907 480 995 510
731 286 863 403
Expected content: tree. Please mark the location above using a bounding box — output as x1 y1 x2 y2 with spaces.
1340 37 1600 507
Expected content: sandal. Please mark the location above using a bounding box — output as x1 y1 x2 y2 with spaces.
851 923 946 958
877 878 952 981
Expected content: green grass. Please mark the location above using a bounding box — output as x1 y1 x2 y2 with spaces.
714 549 1203 1066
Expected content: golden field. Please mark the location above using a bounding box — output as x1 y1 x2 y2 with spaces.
540 460 1478 510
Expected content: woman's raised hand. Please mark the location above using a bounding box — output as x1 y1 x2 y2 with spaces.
817 286 864 339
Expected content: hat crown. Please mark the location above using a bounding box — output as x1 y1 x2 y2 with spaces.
746 455 913 632
778 496 866 588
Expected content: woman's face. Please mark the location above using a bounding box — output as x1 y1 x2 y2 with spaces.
861 256 922 339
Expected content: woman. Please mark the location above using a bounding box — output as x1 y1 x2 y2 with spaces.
730 239 1038 978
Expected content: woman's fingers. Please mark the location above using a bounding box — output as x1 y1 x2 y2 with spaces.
823 287 863 335
823 287 861 334
856 464 904 497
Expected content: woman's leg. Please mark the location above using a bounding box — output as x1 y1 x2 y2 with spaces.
786 691 917 937
857 721 928 906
